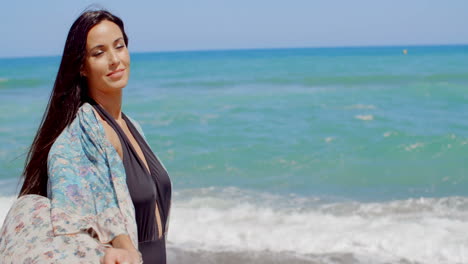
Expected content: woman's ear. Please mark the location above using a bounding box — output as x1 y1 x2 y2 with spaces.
80 65 87 77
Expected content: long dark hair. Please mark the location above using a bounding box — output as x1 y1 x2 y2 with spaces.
19 9 129 197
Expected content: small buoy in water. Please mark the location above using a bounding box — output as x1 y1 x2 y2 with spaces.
402 49 408 55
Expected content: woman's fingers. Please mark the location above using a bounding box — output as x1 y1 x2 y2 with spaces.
101 248 141 264
101 248 119 264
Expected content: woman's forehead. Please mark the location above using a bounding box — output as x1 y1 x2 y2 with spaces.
87 21 123 48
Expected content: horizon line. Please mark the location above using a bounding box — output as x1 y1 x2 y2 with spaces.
1 42 467 60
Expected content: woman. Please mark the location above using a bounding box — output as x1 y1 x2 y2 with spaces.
0 9 171 264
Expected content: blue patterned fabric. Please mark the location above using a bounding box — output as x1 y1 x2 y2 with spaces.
47 102 139 246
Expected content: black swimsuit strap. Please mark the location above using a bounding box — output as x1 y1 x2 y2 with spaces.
92 103 150 176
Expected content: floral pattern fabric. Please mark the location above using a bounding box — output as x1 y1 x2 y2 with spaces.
0 103 141 263
0 195 108 263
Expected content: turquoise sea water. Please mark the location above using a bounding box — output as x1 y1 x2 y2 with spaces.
1 45 468 263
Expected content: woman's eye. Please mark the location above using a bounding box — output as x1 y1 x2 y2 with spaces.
116 45 125 49
92 51 103 57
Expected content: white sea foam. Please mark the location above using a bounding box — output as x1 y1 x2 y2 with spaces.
199 113 219 124
346 104 376 110
383 131 394 137
355 115 374 121
325 137 334 143
166 188 468 264
0 196 16 225
1 188 467 264
405 142 424 151
277 159 298 167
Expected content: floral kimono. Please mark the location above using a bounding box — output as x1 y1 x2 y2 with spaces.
0 103 140 263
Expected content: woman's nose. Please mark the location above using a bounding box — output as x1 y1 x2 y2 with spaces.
108 50 120 66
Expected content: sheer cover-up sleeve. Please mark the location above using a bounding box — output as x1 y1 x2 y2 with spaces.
47 103 138 247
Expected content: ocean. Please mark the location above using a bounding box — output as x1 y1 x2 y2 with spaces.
1 45 468 263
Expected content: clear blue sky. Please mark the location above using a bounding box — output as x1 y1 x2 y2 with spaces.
1 0 467 58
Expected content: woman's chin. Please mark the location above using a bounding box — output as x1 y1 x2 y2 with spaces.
105 80 129 91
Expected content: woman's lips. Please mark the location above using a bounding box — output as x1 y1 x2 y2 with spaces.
107 68 125 78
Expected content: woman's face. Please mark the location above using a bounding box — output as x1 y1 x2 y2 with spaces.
82 20 130 95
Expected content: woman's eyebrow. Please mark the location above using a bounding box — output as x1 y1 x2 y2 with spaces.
90 44 104 51
113 37 124 43
90 38 124 50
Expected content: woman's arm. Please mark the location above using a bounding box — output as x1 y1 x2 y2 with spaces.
112 234 139 251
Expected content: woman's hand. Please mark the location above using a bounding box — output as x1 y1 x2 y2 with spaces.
100 248 143 264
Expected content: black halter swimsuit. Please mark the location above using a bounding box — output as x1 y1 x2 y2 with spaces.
92 103 172 264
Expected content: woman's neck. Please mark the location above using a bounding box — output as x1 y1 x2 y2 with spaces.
89 89 123 120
